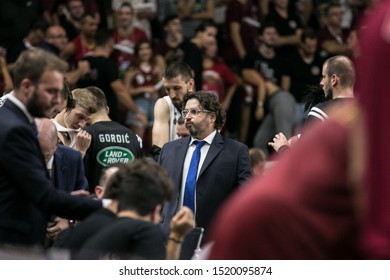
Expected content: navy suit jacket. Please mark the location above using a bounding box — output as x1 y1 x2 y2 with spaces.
0 100 101 246
54 145 88 193
159 132 252 236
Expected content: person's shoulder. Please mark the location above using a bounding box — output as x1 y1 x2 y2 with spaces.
163 136 189 148
222 135 248 149
312 99 332 110
56 144 82 157
109 217 156 233
0 100 18 120
154 97 170 114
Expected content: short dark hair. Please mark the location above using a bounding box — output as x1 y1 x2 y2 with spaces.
163 61 193 81
195 20 217 34
109 159 173 216
183 90 226 130
163 14 180 27
79 13 96 25
132 39 155 68
95 29 113 47
85 86 107 110
29 19 49 33
300 28 317 43
324 2 341 16
258 21 277 35
118 1 133 13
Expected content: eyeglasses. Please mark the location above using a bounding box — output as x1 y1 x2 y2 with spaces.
181 109 211 118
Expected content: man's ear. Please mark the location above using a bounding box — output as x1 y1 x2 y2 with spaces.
187 79 195 92
95 185 104 199
20 78 35 98
151 204 162 224
209 111 217 124
331 74 338 86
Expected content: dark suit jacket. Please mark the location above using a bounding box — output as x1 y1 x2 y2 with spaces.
54 145 88 193
159 132 252 236
0 100 101 246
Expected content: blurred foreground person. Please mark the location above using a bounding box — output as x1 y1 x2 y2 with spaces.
357 0 390 259
209 101 364 259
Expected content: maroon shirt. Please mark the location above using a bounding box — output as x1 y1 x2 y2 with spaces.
209 120 360 259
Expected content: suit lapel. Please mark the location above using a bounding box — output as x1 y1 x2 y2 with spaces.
199 132 223 176
174 137 191 189
53 148 66 190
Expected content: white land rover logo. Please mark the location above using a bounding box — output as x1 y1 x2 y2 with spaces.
97 146 135 166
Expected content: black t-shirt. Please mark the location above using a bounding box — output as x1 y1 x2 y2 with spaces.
243 50 287 86
283 50 325 102
179 39 203 89
264 9 303 56
84 121 143 191
306 98 355 125
77 217 166 260
54 208 117 250
77 56 120 121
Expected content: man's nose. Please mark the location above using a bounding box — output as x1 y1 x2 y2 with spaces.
168 89 176 99
78 119 87 129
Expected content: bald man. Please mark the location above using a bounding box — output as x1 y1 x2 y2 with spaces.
36 118 88 193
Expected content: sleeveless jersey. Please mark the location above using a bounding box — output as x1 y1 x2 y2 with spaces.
163 96 180 142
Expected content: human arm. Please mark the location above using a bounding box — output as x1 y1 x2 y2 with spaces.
274 28 303 47
230 21 247 59
219 64 239 111
111 79 147 125
46 188 90 240
221 84 237 111
65 60 90 85
47 217 70 240
75 130 91 158
2 126 101 220
321 40 352 55
268 132 290 152
281 75 291 92
166 207 195 260
152 97 170 148
60 41 75 62
0 48 13 91
242 68 267 120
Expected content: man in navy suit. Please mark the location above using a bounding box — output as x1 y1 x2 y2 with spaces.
54 145 89 192
36 117 90 242
0 49 101 246
159 91 252 236
36 118 88 193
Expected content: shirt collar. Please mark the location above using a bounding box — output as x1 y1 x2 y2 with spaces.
189 130 217 146
7 93 35 123
46 155 54 169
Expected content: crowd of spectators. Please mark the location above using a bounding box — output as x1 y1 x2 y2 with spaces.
0 0 373 152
